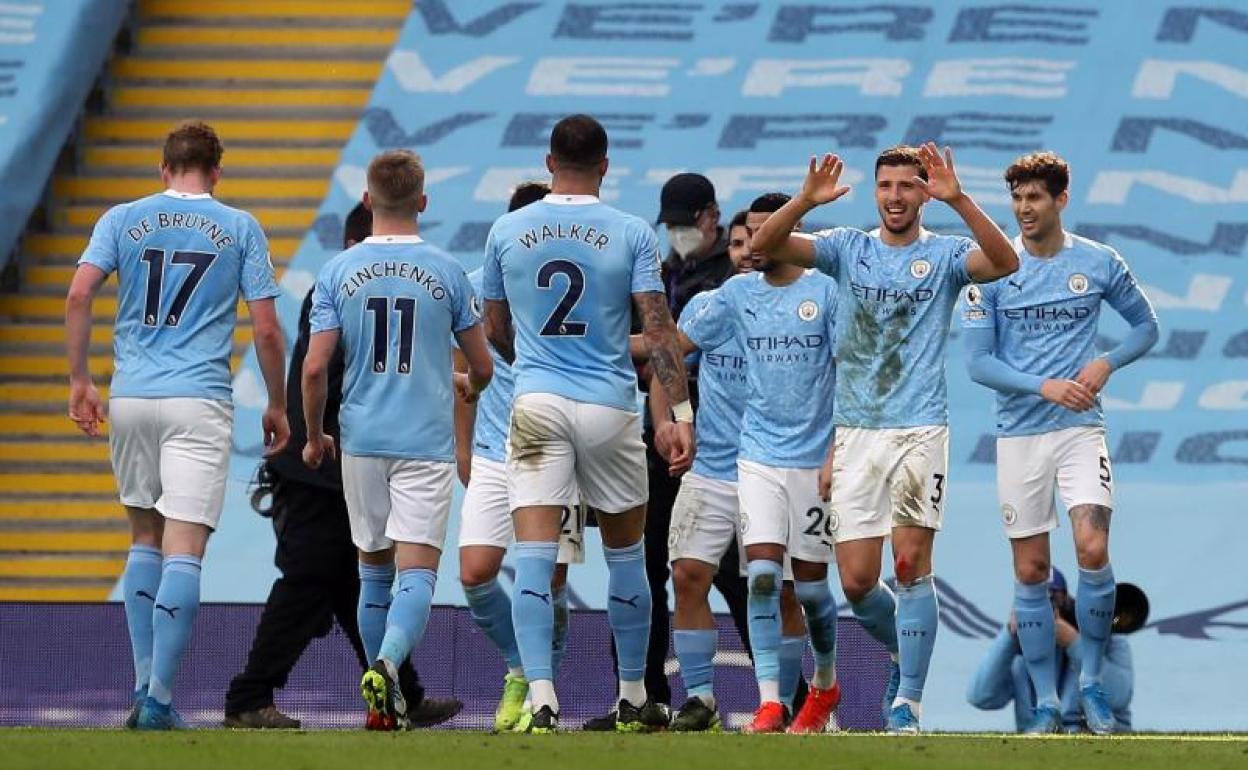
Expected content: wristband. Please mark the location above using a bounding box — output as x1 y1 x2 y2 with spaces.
672 400 694 423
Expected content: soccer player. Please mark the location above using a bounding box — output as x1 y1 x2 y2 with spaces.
961 152 1157 734
65 121 290 730
456 181 586 732
681 194 841 734
481 114 694 733
302 149 492 729
751 145 1019 733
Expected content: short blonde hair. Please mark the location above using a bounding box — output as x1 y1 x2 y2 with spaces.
367 150 425 217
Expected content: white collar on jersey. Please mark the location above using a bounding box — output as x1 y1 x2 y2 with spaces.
1012 231 1075 254
542 193 599 205
161 189 212 200
363 235 424 244
866 226 933 245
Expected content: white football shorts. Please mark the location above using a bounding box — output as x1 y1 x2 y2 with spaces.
108 397 232 528
342 453 454 553
506 392 647 515
458 454 585 564
996 425 1114 539
668 472 739 566
828 425 949 543
737 460 835 564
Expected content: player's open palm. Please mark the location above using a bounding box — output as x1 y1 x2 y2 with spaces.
67 380 107 437
1040 378 1096 412
915 142 962 202
799 154 851 206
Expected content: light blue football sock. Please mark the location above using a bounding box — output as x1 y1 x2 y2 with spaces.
147 555 201 705
1015 579 1060 709
795 578 839 689
747 560 784 697
674 628 717 701
377 568 437 667
850 580 899 655
122 545 162 692
512 541 558 682
779 634 806 708
552 583 569 677
464 577 521 670
358 562 395 664
895 575 938 703
604 540 651 686
1077 564 1116 687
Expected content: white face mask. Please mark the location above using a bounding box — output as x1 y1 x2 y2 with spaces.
667 226 703 259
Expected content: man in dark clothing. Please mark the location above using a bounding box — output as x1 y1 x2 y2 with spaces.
584 176 796 729
223 204 462 729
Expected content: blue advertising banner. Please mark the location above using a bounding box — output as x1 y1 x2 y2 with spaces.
194 1 1247 731
0 1 128 266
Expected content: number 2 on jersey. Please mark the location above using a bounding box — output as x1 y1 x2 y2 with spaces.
364 296 416 374
537 259 587 336
140 248 217 326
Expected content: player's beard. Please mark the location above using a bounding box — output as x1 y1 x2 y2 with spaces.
753 254 776 273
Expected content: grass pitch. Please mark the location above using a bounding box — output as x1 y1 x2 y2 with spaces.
3 730 1246 770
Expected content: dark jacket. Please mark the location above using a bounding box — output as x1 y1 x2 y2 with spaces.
265 290 345 490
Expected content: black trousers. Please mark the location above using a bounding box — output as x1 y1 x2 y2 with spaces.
606 444 754 706
224 476 423 715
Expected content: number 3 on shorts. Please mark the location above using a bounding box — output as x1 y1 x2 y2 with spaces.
930 473 945 512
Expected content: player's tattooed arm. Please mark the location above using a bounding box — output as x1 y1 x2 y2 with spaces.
635 292 690 405
483 298 516 365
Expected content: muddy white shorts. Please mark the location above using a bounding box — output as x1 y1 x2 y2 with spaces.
828 425 949 543
458 455 586 563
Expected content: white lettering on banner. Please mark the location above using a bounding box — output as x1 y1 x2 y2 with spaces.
527 57 680 97
1140 274 1231 312
688 58 735 77
1102 382 1184 411
741 59 910 97
280 269 315 301
387 50 517 93
1198 381 1248 410
473 167 625 202
954 165 1010 205
1132 60 1248 99
702 166 865 200
922 59 1075 98
0 1 39 44
1087 169 1248 204
335 165 469 199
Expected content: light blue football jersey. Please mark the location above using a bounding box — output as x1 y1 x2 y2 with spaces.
678 290 748 482
481 194 663 412
310 235 479 460
683 270 838 469
961 233 1156 437
467 268 514 463
77 190 279 401
813 227 974 428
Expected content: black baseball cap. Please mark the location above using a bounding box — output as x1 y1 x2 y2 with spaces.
656 173 716 226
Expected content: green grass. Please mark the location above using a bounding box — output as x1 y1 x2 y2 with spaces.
3 730 1247 770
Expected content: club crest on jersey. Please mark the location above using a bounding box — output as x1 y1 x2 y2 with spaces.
910 259 931 279
797 300 819 322
1068 274 1089 294
965 285 982 306
1002 504 1018 526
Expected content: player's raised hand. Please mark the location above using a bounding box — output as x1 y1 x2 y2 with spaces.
1040 379 1096 412
67 379 107 437
798 153 852 207
262 405 291 456
1074 358 1112 395
914 142 963 202
302 433 336 469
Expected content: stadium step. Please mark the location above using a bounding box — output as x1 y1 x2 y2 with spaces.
2 0 406 601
